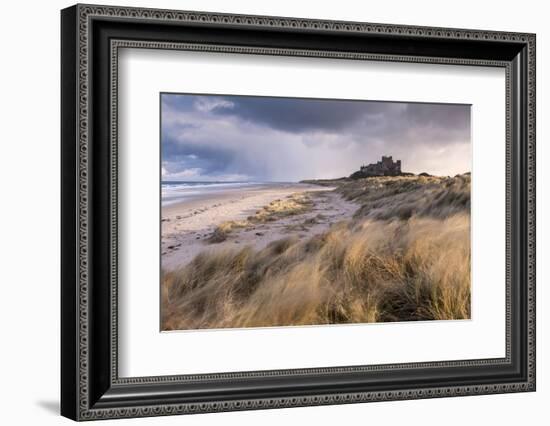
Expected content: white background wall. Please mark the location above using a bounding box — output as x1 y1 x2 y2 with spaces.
0 0 547 424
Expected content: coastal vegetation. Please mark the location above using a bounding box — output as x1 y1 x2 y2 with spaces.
207 193 314 243
161 174 471 330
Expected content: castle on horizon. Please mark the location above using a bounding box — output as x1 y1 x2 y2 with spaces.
358 156 402 177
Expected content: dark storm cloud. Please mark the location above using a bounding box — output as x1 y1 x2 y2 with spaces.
161 93 471 181
406 102 470 128
161 134 236 176
197 95 470 139
210 96 400 132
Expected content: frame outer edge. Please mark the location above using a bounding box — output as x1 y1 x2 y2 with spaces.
527 33 536 390
76 2 91 420
61 4 80 421
67 4 536 421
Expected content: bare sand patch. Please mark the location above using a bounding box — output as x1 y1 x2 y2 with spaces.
161 183 358 271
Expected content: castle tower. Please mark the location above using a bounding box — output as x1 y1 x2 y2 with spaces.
381 156 393 167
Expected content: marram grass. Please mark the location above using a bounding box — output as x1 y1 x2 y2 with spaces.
162 174 471 330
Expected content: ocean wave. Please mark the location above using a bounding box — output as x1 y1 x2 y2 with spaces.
161 181 263 206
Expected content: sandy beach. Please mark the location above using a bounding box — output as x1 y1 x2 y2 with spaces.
161 183 358 271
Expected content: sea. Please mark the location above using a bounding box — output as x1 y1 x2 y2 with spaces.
161 181 267 207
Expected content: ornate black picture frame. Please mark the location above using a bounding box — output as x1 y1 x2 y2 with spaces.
61 4 536 421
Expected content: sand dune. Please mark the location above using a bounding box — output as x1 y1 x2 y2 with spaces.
161 174 471 331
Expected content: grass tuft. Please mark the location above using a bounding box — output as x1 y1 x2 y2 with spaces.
207 193 313 243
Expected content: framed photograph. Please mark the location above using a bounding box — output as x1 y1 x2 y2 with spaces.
61 4 536 421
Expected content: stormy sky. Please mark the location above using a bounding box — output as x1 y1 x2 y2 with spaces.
161 93 471 182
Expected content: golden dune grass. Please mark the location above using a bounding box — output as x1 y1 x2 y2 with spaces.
162 175 471 330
